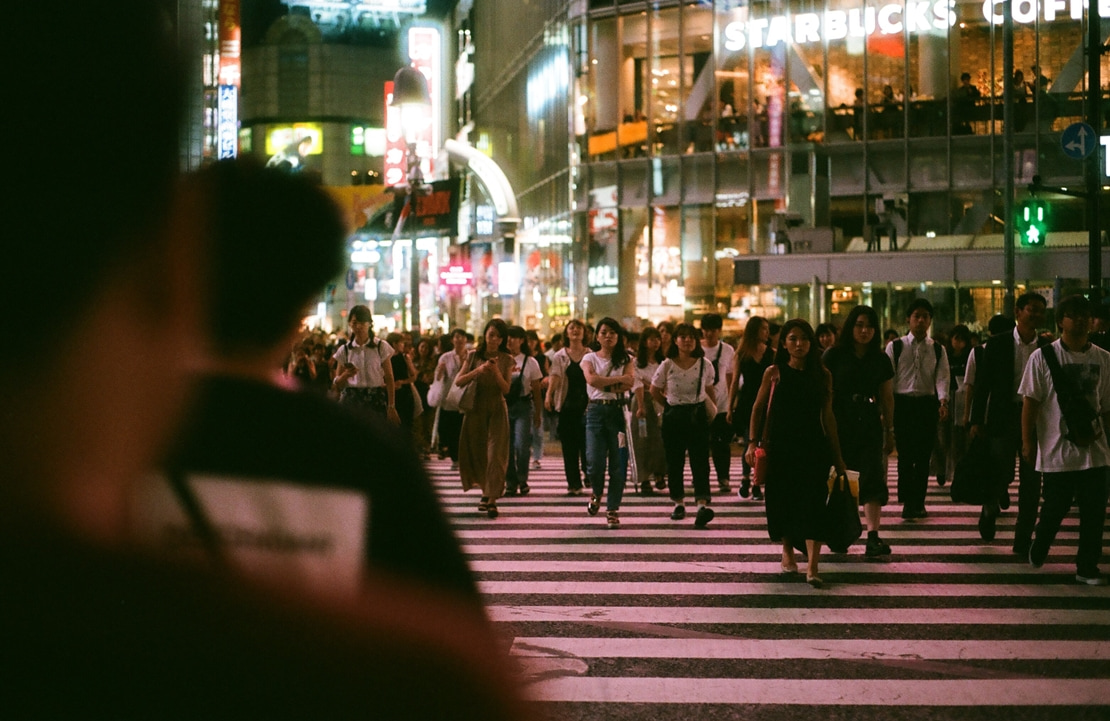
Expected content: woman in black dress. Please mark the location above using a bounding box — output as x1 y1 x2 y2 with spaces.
745 319 846 588
822 306 895 558
728 316 773 499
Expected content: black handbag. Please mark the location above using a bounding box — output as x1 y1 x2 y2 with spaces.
950 434 991 505
824 472 862 553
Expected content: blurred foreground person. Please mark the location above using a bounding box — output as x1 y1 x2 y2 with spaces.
0 7 527 718
136 159 477 601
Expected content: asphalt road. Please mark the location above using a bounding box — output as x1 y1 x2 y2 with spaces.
428 453 1110 720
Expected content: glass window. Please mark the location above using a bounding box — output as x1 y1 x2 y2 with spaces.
587 18 620 159
825 0 866 143
683 2 715 153
682 204 715 313
635 206 684 319
715 1 750 149
619 11 650 157
649 5 681 154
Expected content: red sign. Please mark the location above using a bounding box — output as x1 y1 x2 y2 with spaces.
440 265 474 286
218 0 241 87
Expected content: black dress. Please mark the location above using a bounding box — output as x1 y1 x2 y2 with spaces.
735 346 774 438
824 347 893 502
764 364 831 543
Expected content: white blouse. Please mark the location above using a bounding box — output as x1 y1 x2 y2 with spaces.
651 357 716 406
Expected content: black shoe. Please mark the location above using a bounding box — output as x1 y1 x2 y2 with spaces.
653 477 667 490
978 505 997 541
915 508 929 519
999 489 1011 511
518 483 531 496
1076 570 1109 586
718 479 731 494
694 505 715 529
504 487 519 497
865 536 886 558
586 495 600 516
1028 539 1047 568
670 504 686 521
486 503 499 519
639 481 656 495
1012 538 1031 557
937 475 947 487
901 506 915 520
738 479 751 498
751 485 764 501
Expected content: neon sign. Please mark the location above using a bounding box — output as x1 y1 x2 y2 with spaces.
982 0 1110 23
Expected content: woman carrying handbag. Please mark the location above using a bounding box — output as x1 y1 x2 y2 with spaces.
745 319 847 588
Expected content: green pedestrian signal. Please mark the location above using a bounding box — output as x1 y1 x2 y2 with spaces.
1017 198 1048 247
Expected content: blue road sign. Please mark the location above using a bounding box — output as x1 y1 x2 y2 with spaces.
1061 122 1097 160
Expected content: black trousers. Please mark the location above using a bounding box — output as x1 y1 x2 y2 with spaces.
662 404 711 503
438 409 463 462
893 394 939 511
709 412 733 483
556 406 587 491
1036 467 1109 575
986 401 1041 549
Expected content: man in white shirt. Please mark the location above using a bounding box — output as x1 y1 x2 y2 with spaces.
1020 295 1110 586
885 299 950 520
701 314 736 493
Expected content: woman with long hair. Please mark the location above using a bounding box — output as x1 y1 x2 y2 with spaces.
545 319 590 494
385 332 418 434
332 305 400 424
657 320 676 359
745 319 847 587
727 316 773 499
413 336 439 458
822 306 895 558
632 327 667 494
651 323 717 528
455 318 513 518
504 325 543 496
581 318 635 528
526 329 549 470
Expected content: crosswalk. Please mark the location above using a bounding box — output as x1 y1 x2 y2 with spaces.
427 454 1110 718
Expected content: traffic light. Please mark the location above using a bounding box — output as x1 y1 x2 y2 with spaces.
1017 198 1048 247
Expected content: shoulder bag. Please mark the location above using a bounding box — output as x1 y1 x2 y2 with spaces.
824 469 863 552
1041 343 1100 447
444 352 479 413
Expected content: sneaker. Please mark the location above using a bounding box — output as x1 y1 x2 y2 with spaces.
738 479 751 499
1076 570 1109 586
978 505 997 541
751 485 764 501
865 536 886 558
531 460 542 470
1028 539 1047 569
670 504 686 521
586 495 600 516
694 505 715 529
518 483 531 496
718 479 731 494
606 510 620 529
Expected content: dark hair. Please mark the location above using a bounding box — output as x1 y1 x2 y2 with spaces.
815 323 838 340
949 324 973 345
776 319 827 399
594 317 630 368
657 321 676 344
199 160 346 357
1015 291 1047 313
987 314 1016 335
507 325 531 359
835 305 881 355
700 313 723 331
636 327 665 368
768 322 782 337
1055 294 1091 328
666 323 705 359
737 316 769 363
476 318 509 357
6 2 185 362
905 298 935 319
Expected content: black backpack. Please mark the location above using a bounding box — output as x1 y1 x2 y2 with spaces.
1040 344 1100 447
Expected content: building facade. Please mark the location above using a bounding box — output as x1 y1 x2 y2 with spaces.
464 0 1110 335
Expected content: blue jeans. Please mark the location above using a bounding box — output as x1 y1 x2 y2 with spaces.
585 402 627 511
506 398 535 491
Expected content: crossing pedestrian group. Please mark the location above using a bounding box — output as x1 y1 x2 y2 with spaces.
317 302 1109 589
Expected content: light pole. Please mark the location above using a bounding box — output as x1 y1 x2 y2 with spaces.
390 65 431 336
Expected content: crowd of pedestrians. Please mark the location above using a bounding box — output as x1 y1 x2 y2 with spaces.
305 300 1108 591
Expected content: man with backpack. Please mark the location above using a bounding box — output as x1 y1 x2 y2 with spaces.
1019 295 1110 585
886 299 950 520
701 313 736 494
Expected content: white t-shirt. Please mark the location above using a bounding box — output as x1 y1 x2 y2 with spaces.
511 353 543 399
581 351 630 401
333 337 395 388
1018 339 1110 473
651 357 716 406
702 341 736 410
633 360 663 414
436 349 469 382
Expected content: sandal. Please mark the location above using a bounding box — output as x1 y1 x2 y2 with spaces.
486 503 499 519
806 574 824 589
477 497 489 513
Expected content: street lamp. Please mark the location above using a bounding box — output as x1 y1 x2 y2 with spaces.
390 65 431 336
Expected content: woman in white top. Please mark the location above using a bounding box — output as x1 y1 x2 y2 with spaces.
632 327 667 494
504 325 544 496
651 323 716 528
581 317 635 529
434 328 470 467
332 304 399 424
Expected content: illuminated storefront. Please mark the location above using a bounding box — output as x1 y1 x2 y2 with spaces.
559 0 1110 329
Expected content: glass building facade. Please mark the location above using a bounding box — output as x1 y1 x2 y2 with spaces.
466 0 1109 334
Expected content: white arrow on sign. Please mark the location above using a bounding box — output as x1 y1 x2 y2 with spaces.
1065 125 1089 156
